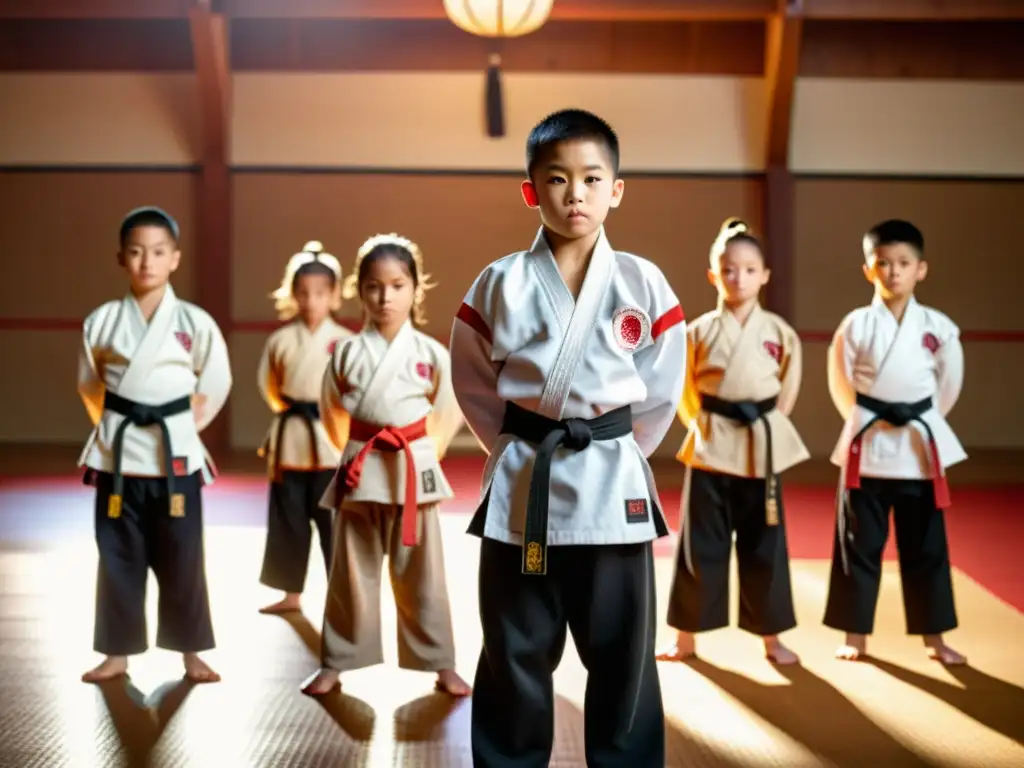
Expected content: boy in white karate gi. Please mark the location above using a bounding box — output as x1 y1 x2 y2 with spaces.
823 218 966 666
450 109 687 767
78 207 231 684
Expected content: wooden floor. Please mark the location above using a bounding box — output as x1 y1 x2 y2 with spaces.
1 448 1023 767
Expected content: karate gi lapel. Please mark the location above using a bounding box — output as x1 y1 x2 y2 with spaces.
353 321 415 425
116 286 184 398
528 227 615 420
714 305 768 400
869 297 925 399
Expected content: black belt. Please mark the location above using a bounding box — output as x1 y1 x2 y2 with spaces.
270 396 321 481
103 390 192 519
852 393 932 439
700 394 780 526
500 402 633 575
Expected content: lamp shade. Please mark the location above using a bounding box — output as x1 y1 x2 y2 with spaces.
443 0 554 38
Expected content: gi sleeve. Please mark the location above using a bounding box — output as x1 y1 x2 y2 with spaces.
632 269 687 458
256 334 286 413
426 345 466 460
192 313 232 433
934 319 964 417
320 339 351 452
827 312 858 421
776 321 804 418
450 267 506 454
77 312 106 427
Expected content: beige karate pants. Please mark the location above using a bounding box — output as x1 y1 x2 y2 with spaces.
321 501 456 672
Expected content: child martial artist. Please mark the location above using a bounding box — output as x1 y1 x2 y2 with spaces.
77 206 232 684
257 240 353 615
301 233 470 697
656 217 809 666
450 109 687 767
823 218 967 666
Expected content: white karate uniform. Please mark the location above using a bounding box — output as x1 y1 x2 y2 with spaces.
77 285 232 483
449 226 687 546
828 295 967 479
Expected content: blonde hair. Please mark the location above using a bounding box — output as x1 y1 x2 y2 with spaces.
269 240 344 322
709 217 761 267
341 233 435 327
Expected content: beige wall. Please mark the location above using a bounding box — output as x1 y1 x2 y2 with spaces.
0 72 1021 458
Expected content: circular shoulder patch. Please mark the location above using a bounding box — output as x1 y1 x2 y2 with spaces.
612 307 650 352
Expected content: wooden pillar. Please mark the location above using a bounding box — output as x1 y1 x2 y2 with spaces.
189 2 232 456
762 1 803 319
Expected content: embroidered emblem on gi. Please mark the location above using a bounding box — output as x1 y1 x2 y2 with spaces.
326 339 339 355
625 498 650 523
612 307 650 351
174 331 192 352
763 340 782 363
172 457 188 476
922 332 941 353
421 469 437 494
415 362 434 380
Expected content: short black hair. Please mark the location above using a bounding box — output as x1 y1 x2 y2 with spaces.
863 219 924 260
525 109 620 178
119 206 179 249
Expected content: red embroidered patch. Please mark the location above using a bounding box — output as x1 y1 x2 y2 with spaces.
172 457 188 476
922 332 941 353
326 339 339 355
612 307 650 352
415 362 434 380
174 331 192 352
763 340 782 363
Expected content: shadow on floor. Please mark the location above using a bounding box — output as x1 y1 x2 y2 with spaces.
686 658 940 767
866 658 1024 745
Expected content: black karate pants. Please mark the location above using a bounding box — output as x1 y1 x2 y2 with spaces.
667 469 797 636
93 471 214 656
259 469 334 594
471 539 664 768
823 477 957 635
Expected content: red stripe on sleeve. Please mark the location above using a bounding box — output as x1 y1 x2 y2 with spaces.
651 305 684 341
456 302 493 344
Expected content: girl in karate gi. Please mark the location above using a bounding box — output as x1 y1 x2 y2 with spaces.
301 233 471 697
657 218 809 666
257 241 353 615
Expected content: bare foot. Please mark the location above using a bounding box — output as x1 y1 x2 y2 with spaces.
655 631 696 662
183 653 221 683
82 655 128 683
301 668 341 696
764 636 800 665
434 669 471 697
924 635 967 666
259 593 302 615
836 632 868 661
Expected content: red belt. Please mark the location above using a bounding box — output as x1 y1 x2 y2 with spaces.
339 417 428 546
843 393 951 509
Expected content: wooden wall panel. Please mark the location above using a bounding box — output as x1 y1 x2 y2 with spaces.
792 178 1024 333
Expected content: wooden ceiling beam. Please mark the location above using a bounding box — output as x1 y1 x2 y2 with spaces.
0 0 192 19
0 0 777 21
6 0 1023 21
802 0 1024 21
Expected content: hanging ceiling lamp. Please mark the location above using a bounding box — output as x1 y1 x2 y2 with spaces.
443 0 555 138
